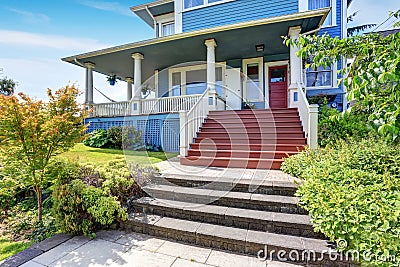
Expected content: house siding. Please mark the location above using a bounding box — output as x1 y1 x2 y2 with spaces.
182 0 298 32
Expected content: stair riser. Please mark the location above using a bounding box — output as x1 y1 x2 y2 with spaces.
144 189 306 214
132 203 321 239
187 150 296 159
190 144 305 151
203 122 302 127
152 177 297 196
193 138 306 145
209 110 299 115
196 133 305 139
199 127 304 133
206 116 300 122
121 220 343 266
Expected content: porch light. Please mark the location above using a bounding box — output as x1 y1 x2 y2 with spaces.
255 44 265 52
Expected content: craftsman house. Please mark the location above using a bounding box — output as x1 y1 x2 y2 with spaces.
62 0 347 169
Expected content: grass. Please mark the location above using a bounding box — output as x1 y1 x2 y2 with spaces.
59 143 178 166
0 238 32 261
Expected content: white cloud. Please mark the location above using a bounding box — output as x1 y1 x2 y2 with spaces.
79 0 134 16
7 8 50 24
0 29 110 51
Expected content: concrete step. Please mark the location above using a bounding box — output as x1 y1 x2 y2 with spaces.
187 149 297 159
193 137 307 145
142 184 306 214
196 132 305 139
122 214 348 266
152 173 298 196
131 197 322 239
189 143 305 152
180 156 284 169
199 126 304 133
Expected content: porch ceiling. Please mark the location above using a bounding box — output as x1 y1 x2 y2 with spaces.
62 9 328 82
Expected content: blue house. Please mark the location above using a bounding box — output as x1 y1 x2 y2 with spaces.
63 0 347 169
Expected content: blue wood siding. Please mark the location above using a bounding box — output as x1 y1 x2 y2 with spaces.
182 0 298 32
318 0 343 39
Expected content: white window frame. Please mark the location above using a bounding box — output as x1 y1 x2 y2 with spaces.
182 0 236 12
243 57 264 102
159 21 175 37
298 0 337 27
154 13 175 37
305 62 338 89
168 63 226 96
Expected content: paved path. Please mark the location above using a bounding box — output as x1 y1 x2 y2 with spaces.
155 157 298 183
19 230 298 267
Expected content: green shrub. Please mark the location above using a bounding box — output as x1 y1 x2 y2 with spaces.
83 129 109 148
318 104 372 147
281 139 400 266
53 179 127 238
83 126 143 150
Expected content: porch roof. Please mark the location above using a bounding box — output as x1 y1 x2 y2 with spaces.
62 8 329 82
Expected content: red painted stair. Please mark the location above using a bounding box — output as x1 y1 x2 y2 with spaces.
180 108 306 170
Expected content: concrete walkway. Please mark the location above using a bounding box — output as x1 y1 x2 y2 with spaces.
18 230 298 267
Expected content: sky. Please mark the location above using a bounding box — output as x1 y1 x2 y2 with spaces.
0 0 399 102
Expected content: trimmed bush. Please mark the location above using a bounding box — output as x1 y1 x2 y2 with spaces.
281 139 400 266
83 126 143 150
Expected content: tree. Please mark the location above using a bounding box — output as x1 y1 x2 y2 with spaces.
346 0 376 37
285 10 400 142
0 69 16 96
0 85 87 221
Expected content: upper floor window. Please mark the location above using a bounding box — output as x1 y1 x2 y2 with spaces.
306 65 332 87
161 22 175 37
307 0 334 27
183 0 232 10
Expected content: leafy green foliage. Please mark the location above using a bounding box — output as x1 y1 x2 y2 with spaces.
83 126 143 150
318 104 372 146
0 85 87 221
285 17 400 142
0 76 16 96
281 139 400 266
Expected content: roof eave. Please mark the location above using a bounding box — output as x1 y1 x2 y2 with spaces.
62 8 330 64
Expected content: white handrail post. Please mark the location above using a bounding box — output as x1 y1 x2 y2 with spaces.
308 104 319 149
179 110 188 157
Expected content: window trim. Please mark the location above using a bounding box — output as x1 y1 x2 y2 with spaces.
298 0 337 27
305 62 338 89
159 21 175 37
168 63 226 96
182 0 236 12
242 57 264 102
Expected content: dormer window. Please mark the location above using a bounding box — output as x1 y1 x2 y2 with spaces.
161 22 175 36
155 13 175 37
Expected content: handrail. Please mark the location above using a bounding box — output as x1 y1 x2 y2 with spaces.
140 94 202 114
180 89 210 157
289 82 318 149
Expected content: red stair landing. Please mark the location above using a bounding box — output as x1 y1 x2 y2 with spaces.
180 108 306 170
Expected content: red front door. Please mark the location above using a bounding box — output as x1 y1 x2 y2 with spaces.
269 66 288 108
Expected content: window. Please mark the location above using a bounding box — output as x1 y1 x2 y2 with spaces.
308 0 333 26
161 22 175 37
169 65 224 96
306 65 332 87
243 58 263 102
183 0 232 10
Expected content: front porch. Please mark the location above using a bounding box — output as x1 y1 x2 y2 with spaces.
65 9 327 156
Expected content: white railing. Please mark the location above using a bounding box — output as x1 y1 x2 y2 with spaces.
140 94 202 114
179 90 210 157
289 82 318 149
91 101 131 117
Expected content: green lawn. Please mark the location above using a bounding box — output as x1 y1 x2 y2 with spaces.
60 143 178 166
0 239 32 261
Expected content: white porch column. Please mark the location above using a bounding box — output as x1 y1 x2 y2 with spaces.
205 39 218 110
84 62 95 104
288 26 302 87
131 53 144 114
126 77 133 101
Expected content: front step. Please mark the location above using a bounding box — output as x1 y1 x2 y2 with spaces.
194 137 307 145
132 197 322 238
187 149 297 159
190 143 305 152
181 156 284 170
142 184 306 214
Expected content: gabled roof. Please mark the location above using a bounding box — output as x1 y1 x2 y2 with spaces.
131 0 174 28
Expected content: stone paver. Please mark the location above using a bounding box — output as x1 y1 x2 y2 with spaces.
156 241 212 263
17 231 301 267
